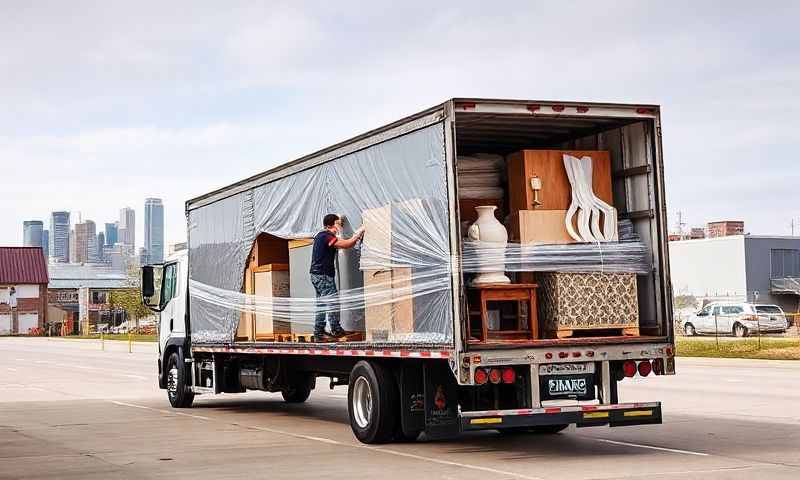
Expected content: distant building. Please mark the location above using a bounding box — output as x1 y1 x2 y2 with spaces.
107 244 135 271
119 207 135 248
23 220 44 249
42 230 49 258
670 235 800 314
689 228 706 240
0 247 49 334
49 211 70 263
74 220 97 264
144 198 164 264
707 221 744 238
138 247 148 267
47 263 130 335
104 222 118 246
96 233 105 262
167 242 187 256
68 230 77 263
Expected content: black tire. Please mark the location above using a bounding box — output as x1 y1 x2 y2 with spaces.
282 373 315 403
166 350 194 408
684 323 696 336
498 424 569 435
393 419 421 442
733 323 748 338
347 361 398 444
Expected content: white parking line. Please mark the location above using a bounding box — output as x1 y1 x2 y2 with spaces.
6 367 18 372
111 400 545 480
326 394 348 399
592 438 709 456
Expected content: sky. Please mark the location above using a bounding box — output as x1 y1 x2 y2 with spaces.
2 1 799 250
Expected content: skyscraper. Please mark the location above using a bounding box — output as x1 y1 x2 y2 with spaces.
74 220 96 264
96 232 105 262
104 222 118 246
42 230 49 259
49 211 70 262
23 220 44 248
144 198 164 264
119 207 135 248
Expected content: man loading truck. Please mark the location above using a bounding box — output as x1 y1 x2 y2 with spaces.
310 213 365 341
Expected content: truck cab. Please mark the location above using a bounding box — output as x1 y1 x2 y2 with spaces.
143 249 192 405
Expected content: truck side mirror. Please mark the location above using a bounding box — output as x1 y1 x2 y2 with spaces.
141 265 165 311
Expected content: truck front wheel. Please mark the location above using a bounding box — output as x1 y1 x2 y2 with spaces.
166 351 195 408
348 361 398 444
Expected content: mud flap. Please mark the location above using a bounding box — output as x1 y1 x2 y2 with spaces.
423 361 459 439
399 363 425 437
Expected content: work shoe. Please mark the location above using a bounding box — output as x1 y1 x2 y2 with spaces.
330 328 355 338
313 333 336 342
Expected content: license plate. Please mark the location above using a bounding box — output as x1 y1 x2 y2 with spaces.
540 374 595 400
539 362 595 375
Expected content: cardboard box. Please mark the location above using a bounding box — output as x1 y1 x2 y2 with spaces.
538 272 639 338
361 199 425 267
518 210 574 244
253 267 291 339
363 267 414 341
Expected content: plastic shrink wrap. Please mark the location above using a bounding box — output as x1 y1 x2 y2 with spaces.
187 123 651 345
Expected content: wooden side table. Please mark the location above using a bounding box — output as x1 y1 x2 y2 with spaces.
466 283 539 343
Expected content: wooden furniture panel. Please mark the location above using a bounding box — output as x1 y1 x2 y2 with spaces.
508 150 611 240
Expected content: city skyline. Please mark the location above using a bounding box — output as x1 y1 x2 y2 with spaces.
17 198 169 264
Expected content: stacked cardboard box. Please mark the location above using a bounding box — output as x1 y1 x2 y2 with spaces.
361 202 419 341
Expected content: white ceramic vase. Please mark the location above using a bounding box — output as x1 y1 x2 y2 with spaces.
467 206 510 285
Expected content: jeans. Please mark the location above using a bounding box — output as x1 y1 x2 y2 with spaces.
310 274 341 335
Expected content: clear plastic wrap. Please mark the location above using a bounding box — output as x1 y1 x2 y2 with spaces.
187 123 653 345
188 124 454 344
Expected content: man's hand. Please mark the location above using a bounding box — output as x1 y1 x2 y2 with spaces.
355 226 366 238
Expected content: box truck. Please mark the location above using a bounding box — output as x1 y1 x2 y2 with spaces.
142 98 675 444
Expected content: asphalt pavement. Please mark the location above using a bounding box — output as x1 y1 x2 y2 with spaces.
1 337 798 479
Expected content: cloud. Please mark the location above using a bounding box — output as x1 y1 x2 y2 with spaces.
1 0 799 248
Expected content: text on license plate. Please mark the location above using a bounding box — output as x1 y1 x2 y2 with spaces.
539 362 595 375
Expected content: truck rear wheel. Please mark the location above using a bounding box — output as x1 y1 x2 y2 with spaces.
166 351 194 408
281 373 315 403
348 361 398 444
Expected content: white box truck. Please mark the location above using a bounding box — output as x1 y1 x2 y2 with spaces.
142 98 675 444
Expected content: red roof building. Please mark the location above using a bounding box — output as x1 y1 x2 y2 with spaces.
0 247 49 334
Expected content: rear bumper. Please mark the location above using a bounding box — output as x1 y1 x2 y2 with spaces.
461 402 662 431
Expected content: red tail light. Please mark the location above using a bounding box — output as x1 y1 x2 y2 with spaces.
474 368 488 385
623 360 637 377
501 367 515 384
489 368 502 384
638 360 652 377
652 358 664 375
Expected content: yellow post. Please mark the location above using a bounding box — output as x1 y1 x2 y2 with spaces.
101 332 104 351
128 332 132 353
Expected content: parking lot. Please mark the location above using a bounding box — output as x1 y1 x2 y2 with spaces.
1 337 798 479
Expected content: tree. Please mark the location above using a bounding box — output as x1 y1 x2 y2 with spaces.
108 288 151 330
107 265 151 330
673 293 698 311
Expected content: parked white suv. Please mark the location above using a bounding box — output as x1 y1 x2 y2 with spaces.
684 302 788 337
